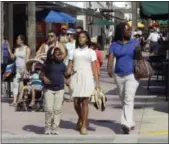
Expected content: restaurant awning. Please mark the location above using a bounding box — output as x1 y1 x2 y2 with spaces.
89 19 114 26
37 10 76 23
140 2 169 20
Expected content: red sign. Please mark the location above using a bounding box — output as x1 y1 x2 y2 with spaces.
36 21 46 49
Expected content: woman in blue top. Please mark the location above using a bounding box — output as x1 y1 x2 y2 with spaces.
107 23 140 134
1 38 14 74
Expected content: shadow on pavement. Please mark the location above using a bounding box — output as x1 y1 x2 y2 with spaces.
1 97 12 104
88 119 122 134
23 125 44 134
60 120 96 132
153 103 169 114
22 120 96 134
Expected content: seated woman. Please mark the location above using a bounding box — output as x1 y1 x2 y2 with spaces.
17 63 43 107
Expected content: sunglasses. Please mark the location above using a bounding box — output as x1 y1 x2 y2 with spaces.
48 35 54 38
67 33 73 36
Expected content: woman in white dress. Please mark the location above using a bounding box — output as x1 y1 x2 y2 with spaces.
67 31 100 135
10 35 31 106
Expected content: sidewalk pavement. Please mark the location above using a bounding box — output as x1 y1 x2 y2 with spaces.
1 58 168 143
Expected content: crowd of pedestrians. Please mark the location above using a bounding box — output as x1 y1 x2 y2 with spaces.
2 22 149 135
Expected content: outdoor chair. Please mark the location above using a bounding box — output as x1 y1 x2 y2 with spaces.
147 55 166 91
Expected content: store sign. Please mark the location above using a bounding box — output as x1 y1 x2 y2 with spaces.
36 22 46 38
36 21 46 48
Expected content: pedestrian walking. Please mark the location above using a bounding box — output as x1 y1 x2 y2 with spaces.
64 28 76 100
64 28 76 66
90 42 103 79
67 31 100 135
107 23 140 134
40 47 69 135
147 28 160 54
1 38 14 72
10 35 31 107
59 24 69 44
36 30 67 60
1 38 14 97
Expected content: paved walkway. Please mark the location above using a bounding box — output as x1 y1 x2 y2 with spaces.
1 57 168 143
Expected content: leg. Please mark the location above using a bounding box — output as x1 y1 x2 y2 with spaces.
44 89 54 134
114 74 125 106
17 87 25 103
80 97 89 135
74 98 82 130
121 74 139 133
10 72 21 106
29 86 36 106
52 90 64 134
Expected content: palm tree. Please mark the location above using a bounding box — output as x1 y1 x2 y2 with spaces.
27 2 36 57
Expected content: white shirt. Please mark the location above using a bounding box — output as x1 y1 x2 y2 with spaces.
148 32 160 42
69 47 97 71
64 41 76 66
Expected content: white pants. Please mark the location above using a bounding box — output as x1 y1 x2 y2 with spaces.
114 74 139 128
44 89 64 130
13 72 22 96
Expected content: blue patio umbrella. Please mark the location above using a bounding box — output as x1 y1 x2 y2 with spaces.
44 10 67 23
44 10 76 23
59 12 76 23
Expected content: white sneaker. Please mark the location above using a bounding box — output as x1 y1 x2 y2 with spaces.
51 129 59 135
44 129 51 135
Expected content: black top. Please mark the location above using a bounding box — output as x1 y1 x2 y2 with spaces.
43 61 66 91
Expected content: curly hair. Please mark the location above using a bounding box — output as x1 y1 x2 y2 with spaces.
75 30 91 48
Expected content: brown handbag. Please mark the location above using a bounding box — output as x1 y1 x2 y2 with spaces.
134 46 154 79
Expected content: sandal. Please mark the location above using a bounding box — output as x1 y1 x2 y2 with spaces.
80 127 88 135
17 99 23 103
29 102 35 107
9 103 17 107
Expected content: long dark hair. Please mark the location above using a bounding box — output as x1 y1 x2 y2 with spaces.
113 22 127 42
75 30 91 48
17 34 27 44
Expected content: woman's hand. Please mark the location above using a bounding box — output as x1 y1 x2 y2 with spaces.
108 68 114 78
10 54 15 60
43 76 51 84
65 78 71 86
107 52 114 78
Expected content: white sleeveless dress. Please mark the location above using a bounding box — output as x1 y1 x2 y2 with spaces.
13 46 27 96
69 47 97 98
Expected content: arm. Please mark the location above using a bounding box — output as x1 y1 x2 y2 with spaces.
36 43 45 56
26 47 31 62
107 52 114 78
91 50 100 88
98 51 103 67
58 42 67 60
92 61 100 88
39 68 51 84
66 60 73 77
7 41 14 58
147 33 152 42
